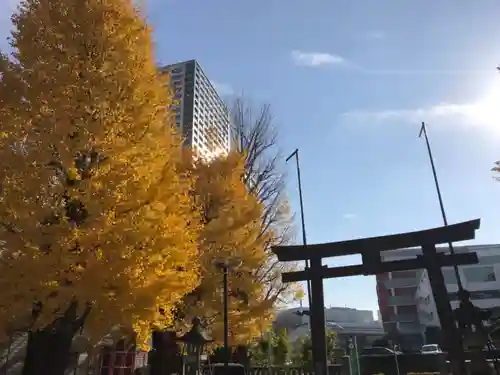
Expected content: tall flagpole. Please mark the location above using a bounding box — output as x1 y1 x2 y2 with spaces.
286 149 313 310
286 149 329 375
419 122 469 375
418 122 464 292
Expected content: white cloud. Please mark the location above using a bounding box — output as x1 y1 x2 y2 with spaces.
289 49 488 75
357 68 492 76
343 103 474 124
342 213 357 220
364 30 385 39
342 83 500 130
212 81 234 96
291 50 346 67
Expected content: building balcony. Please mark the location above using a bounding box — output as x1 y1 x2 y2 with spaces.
385 314 419 323
387 295 416 306
397 314 419 323
398 322 423 334
384 278 419 289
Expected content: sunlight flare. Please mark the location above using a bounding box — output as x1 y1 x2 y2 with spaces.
468 80 500 129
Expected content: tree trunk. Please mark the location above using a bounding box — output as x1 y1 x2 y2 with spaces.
21 324 75 375
21 331 45 375
150 330 182 375
21 300 91 375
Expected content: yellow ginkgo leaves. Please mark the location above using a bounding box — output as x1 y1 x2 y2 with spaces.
0 0 199 347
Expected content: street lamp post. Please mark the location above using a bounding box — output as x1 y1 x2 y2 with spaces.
215 259 243 374
223 266 229 369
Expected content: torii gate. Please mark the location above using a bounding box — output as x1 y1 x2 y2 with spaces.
272 219 481 375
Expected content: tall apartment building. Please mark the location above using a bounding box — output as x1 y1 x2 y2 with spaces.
376 244 500 348
160 60 230 160
376 247 424 348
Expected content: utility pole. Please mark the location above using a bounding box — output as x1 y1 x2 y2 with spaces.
286 149 329 375
419 122 464 291
418 122 466 375
285 149 312 309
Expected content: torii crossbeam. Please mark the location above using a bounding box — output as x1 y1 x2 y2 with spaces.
272 219 481 375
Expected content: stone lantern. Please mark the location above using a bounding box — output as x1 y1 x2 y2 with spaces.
177 317 213 375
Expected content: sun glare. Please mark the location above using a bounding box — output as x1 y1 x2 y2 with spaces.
468 78 500 129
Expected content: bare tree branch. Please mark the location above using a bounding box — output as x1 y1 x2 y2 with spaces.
230 96 297 305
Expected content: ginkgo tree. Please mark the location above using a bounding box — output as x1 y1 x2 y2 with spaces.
0 0 199 373
174 152 275 345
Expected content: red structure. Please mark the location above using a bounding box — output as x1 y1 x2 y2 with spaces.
97 339 136 375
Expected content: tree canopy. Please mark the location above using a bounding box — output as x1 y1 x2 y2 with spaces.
175 152 274 344
292 330 339 367
0 0 199 347
249 329 291 366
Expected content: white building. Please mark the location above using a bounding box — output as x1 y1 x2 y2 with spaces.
376 247 425 346
160 60 230 160
416 244 500 331
274 306 384 348
377 244 500 347
415 270 440 327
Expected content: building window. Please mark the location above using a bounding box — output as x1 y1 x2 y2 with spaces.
478 255 500 265
398 305 418 315
463 266 496 282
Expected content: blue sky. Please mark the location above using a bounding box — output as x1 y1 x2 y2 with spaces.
1 0 500 316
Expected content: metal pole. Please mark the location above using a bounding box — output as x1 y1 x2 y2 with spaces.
348 347 353 375
267 330 273 375
223 265 229 374
392 343 400 375
354 336 360 375
422 245 467 375
286 149 312 309
286 148 328 375
349 335 360 375
419 122 464 292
